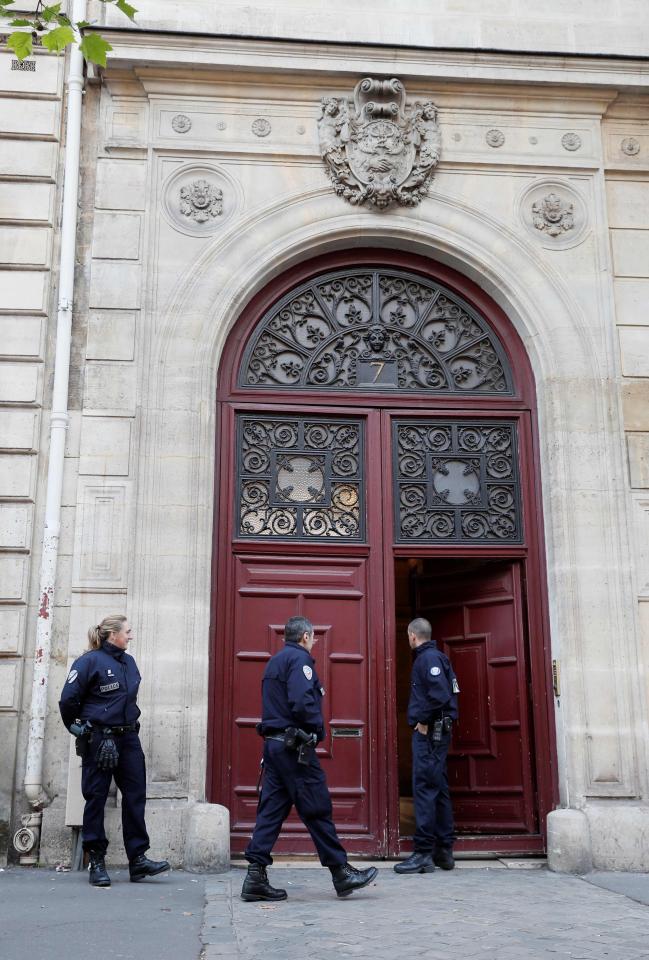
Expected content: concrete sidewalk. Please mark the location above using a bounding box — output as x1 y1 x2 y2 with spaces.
3 862 649 960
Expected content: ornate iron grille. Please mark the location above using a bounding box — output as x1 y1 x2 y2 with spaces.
236 415 365 541
394 420 523 543
239 269 513 395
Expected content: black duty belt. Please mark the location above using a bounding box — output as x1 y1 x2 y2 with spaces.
101 723 138 735
264 734 286 742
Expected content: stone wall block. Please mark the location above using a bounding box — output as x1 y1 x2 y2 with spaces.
0 317 43 358
614 280 649 327
587 803 649 870
0 453 35 498
0 183 53 223
95 159 147 211
607 180 649 229
628 435 649 488
91 213 142 261
0 98 58 138
0 660 20 710
0 607 25 654
0 50 61 96
622 382 649 431
72 479 131 588
619 327 649 378
1 410 39 451
89 261 141 310
0 556 28 600
0 502 32 549
83 364 137 415
0 139 57 179
0 273 49 314
0 226 51 267
184 803 230 873
547 809 593 873
86 311 137 361
79 416 132 476
611 230 649 278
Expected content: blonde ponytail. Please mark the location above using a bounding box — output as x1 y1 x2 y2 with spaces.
88 614 127 650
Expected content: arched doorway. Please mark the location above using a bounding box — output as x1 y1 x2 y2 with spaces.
209 250 557 857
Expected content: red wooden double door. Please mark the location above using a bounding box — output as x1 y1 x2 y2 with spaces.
210 254 557 857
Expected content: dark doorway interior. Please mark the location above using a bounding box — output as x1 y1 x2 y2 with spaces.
394 557 538 842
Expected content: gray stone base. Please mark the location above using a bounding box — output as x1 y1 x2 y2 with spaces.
547 808 592 874
184 802 230 873
548 802 649 873
40 797 189 867
586 802 649 871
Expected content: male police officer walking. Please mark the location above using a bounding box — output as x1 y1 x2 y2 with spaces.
394 617 459 875
59 615 169 887
242 615 378 901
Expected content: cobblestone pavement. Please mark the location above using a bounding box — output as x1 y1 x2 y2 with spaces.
202 865 649 960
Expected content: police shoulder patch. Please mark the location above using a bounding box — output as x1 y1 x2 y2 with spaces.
430 666 441 676
303 665 313 681
67 669 78 684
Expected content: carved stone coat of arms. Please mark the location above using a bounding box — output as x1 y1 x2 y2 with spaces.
318 77 441 209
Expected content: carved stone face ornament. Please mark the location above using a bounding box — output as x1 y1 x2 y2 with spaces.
318 77 441 209
532 192 574 237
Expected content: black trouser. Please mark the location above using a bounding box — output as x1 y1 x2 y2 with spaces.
412 728 454 853
81 730 149 860
245 739 347 867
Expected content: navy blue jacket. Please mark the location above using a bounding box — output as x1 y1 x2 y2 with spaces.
259 641 325 740
59 641 142 731
407 640 458 727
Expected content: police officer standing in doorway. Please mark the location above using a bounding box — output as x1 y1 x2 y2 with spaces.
59 615 170 887
242 615 378 901
394 617 459 875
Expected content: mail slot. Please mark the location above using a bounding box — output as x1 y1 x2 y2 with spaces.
331 727 362 738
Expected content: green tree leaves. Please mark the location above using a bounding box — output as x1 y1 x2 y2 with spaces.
1 0 136 66
78 31 112 67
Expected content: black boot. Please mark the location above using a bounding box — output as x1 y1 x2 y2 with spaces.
330 863 378 898
88 850 111 887
129 853 170 882
241 863 287 902
393 852 435 874
434 848 455 870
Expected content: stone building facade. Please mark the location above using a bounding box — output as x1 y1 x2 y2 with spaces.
1 1 649 870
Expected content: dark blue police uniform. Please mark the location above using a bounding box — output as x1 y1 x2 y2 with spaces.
59 640 149 860
407 640 458 855
245 641 347 868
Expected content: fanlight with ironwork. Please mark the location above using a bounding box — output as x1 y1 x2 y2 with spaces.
239 269 513 394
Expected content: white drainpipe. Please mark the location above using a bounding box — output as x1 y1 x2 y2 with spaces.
17 0 87 863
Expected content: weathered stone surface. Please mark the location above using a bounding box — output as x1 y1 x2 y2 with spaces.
547 808 593 874
615 279 649 326
86 311 137 361
89 262 141 310
79 416 132 476
626 433 649 489
0 411 39 450
611 229 649 278
619 326 649 377
91 213 142 261
184 803 230 873
622 380 649 430
0 183 53 223
95 159 147 211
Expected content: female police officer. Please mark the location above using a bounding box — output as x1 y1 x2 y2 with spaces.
59 614 169 886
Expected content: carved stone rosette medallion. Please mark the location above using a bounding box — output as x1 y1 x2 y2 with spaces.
317 77 441 209
161 163 242 237
179 179 223 223
621 137 641 157
532 192 574 238
518 179 587 250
